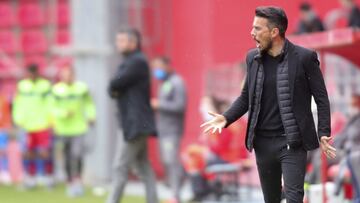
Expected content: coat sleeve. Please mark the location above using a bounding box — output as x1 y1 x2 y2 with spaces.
110 58 147 92
222 55 251 127
304 51 331 138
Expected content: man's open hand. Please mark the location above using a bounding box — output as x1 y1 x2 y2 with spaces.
200 111 227 134
320 136 337 159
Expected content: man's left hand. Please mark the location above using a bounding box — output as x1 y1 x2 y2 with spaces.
320 136 337 159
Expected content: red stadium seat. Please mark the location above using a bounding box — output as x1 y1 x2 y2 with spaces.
0 3 16 28
55 29 71 45
51 56 73 68
21 30 48 54
0 31 18 54
0 56 16 70
18 2 46 28
56 2 70 27
0 56 20 80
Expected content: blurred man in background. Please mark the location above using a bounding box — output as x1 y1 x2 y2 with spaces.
50 67 96 197
339 0 360 27
12 64 53 188
296 2 325 34
107 28 158 203
151 56 187 203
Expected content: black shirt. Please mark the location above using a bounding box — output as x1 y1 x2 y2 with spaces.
256 53 285 136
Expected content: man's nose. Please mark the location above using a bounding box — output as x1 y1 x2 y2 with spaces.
250 29 255 38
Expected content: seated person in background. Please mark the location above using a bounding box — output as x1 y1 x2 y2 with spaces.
182 96 249 201
305 110 347 184
296 2 325 34
339 0 360 27
329 93 360 195
306 93 360 185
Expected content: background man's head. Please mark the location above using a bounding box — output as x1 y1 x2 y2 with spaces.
299 2 313 21
151 56 172 81
59 66 75 84
26 64 40 80
251 6 288 52
116 28 141 55
340 0 355 8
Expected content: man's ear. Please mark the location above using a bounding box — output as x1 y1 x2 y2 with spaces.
271 27 280 38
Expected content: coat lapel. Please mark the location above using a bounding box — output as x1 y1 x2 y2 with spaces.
248 53 261 105
287 41 298 100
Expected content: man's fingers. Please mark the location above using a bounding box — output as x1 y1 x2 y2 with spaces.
322 136 332 142
212 127 220 134
327 151 336 159
204 125 213 134
200 120 212 128
327 146 337 152
208 111 220 117
323 147 337 159
322 143 337 152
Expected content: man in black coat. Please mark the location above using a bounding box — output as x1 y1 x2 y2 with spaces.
201 6 336 203
106 28 158 203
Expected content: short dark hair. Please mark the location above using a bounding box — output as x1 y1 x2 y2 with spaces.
255 6 288 38
154 56 171 65
27 64 39 74
300 2 312 11
118 27 142 50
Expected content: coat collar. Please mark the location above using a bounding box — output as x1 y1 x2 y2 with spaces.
253 39 289 62
249 39 298 99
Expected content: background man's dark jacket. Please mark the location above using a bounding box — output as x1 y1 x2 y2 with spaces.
223 40 331 151
109 51 156 140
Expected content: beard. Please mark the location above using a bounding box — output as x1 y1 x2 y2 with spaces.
259 38 273 54
121 49 132 56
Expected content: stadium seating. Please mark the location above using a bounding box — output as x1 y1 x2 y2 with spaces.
55 29 70 46
21 30 48 54
17 2 46 28
0 3 16 28
0 31 18 54
56 2 70 27
23 55 47 70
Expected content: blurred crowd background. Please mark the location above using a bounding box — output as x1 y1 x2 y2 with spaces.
0 0 359 203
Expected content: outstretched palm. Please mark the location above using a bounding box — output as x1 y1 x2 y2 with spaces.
200 111 227 134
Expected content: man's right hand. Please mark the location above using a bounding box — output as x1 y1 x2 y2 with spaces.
200 111 227 134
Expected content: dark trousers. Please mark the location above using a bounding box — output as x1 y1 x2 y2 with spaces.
254 135 307 203
57 136 86 182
